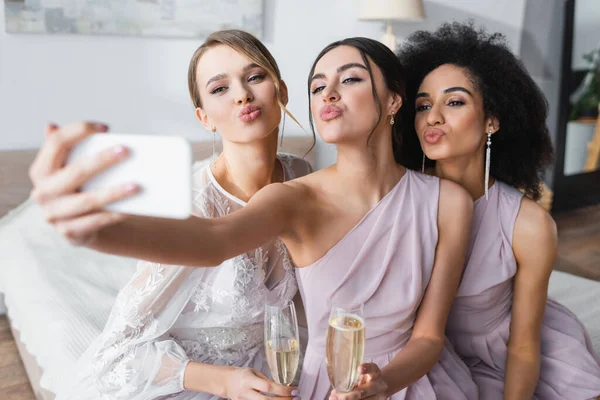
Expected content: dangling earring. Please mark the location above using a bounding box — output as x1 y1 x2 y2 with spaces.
485 130 492 200
211 125 217 160
421 153 426 173
390 112 395 125
279 112 286 148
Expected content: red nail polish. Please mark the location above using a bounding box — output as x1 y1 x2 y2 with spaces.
94 123 109 131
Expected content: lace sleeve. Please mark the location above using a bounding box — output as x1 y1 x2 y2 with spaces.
58 163 225 400
59 261 202 400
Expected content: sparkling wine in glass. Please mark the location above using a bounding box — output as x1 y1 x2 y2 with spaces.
325 304 365 393
264 300 300 386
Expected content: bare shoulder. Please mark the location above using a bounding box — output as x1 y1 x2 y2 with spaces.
283 167 327 195
246 169 325 244
513 197 557 265
249 181 302 206
282 167 334 219
438 178 474 221
515 197 557 239
246 173 315 213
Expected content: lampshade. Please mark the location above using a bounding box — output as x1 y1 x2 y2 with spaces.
359 0 426 22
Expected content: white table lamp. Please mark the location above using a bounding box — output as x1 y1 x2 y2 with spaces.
359 0 426 50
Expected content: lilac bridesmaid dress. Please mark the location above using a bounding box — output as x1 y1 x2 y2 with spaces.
447 181 600 399
296 170 478 399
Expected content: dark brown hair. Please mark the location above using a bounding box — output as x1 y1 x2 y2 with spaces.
307 37 406 153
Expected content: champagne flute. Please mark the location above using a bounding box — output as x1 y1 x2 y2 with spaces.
325 304 366 393
264 300 300 386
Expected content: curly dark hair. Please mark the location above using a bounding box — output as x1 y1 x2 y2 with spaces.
396 21 554 200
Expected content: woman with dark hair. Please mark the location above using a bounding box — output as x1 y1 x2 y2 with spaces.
30 37 478 399
397 21 600 399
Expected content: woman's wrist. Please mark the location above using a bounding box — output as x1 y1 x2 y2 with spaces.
183 361 234 397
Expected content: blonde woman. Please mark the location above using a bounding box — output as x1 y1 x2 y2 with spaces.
39 30 311 400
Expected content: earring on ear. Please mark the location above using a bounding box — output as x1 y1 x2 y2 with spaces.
279 112 286 148
485 129 493 200
211 126 217 161
390 112 395 125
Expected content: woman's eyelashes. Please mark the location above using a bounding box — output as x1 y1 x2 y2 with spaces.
248 73 266 83
415 99 466 112
209 73 266 95
447 99 465 107
311 85 324 95
342 76 362 84
415 103 431 112
311 76 363 95
210 86 226 95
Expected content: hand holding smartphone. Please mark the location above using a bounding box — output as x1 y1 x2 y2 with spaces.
67 133 193 219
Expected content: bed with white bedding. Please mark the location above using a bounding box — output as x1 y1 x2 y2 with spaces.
0 143 598 399
0 200 137 397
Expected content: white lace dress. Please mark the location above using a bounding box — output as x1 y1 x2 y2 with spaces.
56 153 312 400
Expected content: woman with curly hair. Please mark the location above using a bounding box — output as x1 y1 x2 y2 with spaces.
397 21 600 399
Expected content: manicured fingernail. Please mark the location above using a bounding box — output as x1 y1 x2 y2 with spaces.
94 123 109 131
124 183 139 193
291 390 299 396
361 366 366 373
113 145 127 156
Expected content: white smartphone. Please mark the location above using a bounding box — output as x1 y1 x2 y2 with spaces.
67 133 193 219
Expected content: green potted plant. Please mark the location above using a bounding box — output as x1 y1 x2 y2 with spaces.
570 48 600 122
